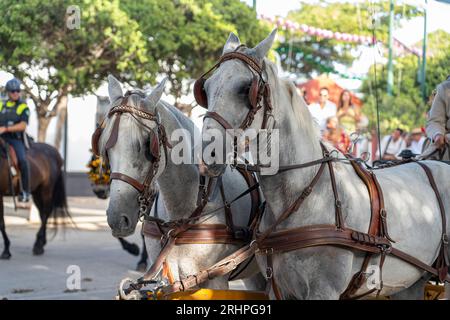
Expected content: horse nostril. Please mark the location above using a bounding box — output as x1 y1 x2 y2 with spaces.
119 215 130 229
211 150 216 158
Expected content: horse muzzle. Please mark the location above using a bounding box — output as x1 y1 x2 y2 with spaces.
107 212 137 238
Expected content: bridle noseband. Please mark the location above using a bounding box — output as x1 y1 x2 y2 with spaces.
91 91 172 219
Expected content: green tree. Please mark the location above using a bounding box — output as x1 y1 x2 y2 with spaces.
122 0 269 107
361 30 450 134
281 1 420 78
0 0 154 144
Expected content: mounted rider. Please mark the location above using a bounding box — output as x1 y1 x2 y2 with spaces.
0 78 31 202
425 75 450 158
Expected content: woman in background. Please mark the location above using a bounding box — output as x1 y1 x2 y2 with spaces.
337 89 361 135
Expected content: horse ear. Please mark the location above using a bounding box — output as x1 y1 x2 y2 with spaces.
108 75 123 103
222 32 241 54
253 28 277 60
144 78 167 109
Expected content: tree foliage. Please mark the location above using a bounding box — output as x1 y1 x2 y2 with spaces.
121 0 269 104
361 30 450 134
0 0 268 143
0 0 153 141
282 0 421 78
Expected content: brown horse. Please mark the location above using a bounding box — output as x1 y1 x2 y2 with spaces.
0 137 70 259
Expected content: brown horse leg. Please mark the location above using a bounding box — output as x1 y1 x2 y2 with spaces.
0 195 11 259
31 187 52 255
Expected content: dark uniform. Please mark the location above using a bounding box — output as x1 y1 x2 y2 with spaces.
0 98 31 194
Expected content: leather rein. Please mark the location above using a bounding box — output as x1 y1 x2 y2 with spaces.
119 167 263 298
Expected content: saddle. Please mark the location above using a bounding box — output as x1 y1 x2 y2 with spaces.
7 145 20 172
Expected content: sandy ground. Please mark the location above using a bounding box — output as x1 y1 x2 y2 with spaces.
0 196 146 300
0 196 246 300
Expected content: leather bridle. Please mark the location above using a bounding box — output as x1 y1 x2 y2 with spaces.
91 91 172 219
194 49 275 131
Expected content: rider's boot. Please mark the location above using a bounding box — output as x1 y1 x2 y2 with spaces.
18 191 30 203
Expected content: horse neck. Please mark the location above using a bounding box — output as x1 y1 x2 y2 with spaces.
155 104 200 219
273 79 321 176
259 77 324 214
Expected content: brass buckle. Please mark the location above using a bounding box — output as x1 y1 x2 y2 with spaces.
266 267 273 279
442 234 448 245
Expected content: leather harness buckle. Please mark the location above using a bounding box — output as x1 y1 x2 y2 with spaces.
335 199 342 208
377 243 392 254
443 234 449 245
266 267 273 279
380 208 387 219
228 259 238 270
161 229 175 243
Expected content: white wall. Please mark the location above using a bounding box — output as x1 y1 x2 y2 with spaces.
1 72 206 173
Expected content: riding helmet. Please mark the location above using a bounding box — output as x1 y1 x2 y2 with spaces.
5 78 21 92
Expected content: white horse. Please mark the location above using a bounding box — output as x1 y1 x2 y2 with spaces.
99 75 264 291
201 30 450 299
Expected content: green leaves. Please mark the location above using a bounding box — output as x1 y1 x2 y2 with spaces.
361 30 450 134
0 0 152 98
121 0 268 102
0 0 267 109
282 1 421 78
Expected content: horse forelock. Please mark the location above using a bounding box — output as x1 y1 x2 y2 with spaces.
99 92 151 158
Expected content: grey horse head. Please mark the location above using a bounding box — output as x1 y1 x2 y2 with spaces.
101 75 167 237
201 29 277 177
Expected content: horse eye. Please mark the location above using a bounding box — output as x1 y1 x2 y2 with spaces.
238 83 251 96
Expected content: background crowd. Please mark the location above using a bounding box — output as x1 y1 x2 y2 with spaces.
305 86 427 160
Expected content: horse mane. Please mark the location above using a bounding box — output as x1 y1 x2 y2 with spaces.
159 100 199 138
263 58 321 154
99 91 153 157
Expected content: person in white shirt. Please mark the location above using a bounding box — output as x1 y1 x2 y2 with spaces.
376 128 407 160
407 128 426 155
308 87 337 134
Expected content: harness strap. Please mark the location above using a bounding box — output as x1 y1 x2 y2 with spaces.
256 224 450 282
218 177 236 236
232 155 337 172
371 172 395 242
322 143 345 230
110 172 145 193
137 237 176 283
235 167 261 227
160 243 257 297
265 253 283 300
416 162 449 282
143 221 247 245
257 160 328 243
340 161 387 299
204 111 233 130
